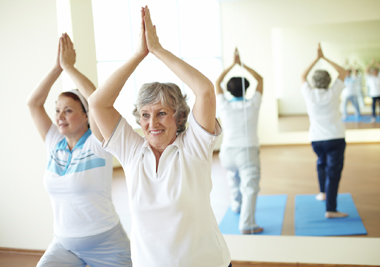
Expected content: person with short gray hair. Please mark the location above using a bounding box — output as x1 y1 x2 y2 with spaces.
89 6 231 267
301 43 348 219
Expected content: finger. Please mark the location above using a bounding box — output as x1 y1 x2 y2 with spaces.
66 34 74 50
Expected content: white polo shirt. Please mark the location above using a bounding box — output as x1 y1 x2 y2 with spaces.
366 73 380 97
216 91 262 148
104 112 231 267
301 79 345 142
44 125 119 238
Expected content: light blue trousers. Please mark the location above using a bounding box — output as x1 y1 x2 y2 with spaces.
37 222 132 267
219 146 261 232
343 95 361 118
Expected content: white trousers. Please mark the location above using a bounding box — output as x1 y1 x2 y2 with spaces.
37 222 132 267
219 146 261 231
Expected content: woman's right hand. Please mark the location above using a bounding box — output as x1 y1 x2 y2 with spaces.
54 38 63 71
135 7 149 58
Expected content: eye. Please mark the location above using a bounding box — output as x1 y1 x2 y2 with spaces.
158 112 166 116
55 109 60 114
65 109 72 114
142 113 150 118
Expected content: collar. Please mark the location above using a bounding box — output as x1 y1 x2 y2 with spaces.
56 128 92 151
229 96 245 102
141 133 181 153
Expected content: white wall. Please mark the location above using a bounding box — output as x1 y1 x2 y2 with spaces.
0 0 60 249
220 0 380 145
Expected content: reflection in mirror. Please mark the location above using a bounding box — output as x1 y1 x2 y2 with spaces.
274 20 380 132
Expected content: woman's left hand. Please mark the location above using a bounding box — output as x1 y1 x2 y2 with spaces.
60 33 76 70
143 6 163 55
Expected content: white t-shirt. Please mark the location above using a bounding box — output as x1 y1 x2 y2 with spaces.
366 73 380 97
44 125 119 238
104 112 231 267
216 91 262 148
301 79 345 142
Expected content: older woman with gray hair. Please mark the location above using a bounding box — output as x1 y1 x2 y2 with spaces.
89 6 231 267
301 43 348 219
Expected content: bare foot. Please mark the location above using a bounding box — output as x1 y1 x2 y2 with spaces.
325 211 348 218
241 227 264 234
315 192 326 201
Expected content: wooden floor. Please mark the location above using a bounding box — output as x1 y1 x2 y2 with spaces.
278 114 380 132
2 143 379 266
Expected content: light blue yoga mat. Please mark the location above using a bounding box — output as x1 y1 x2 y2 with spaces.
342 114 380 123
295 193 367 236
219 194 287 235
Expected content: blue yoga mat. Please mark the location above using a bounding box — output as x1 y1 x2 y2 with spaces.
295 193 367 236
342 114 380 123
219 194 287 235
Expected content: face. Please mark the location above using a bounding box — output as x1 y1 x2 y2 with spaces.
346 70 351 77
55 96 88 137
139 102 178 152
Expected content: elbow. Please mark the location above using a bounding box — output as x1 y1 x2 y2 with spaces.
87 93 100 111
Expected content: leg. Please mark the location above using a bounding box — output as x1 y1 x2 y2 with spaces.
36 237 86 267
311 141 327 200
342 96 349 118
372 97 377 122
376 97 380 117
324 139 347 218
237 147 262 233
226 170 242 212
351 96 360 117
220 147 242 213
72 223 132 267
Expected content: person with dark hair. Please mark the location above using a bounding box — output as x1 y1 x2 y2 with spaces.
365 59 380 123
215 48 263 234
301 43 348 218
89 6 231 267
27 33 132 267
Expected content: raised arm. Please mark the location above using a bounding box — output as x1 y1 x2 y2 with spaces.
59 33 103 141
301 44 322 83
365 58 375 74
144 6 215 134
27 40 62 141
215 48 239 95
89 8 149 142
241 51 263 95
322 55 346 82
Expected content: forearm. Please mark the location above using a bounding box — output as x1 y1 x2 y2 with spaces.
323 57 345 80
27 67 62 107
64 66 96 99
243 64 263 84
215 64 234 95
302 57 319 82
90 53 145 109
154 48 214 96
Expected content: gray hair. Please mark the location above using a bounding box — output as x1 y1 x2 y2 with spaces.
132 82 190 133
312 70 331 89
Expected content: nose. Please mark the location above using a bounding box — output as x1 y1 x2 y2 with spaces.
149 116 159 128
57 111 65 121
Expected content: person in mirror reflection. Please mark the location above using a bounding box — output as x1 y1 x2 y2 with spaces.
365 58 380 123
342 68 361 120
301 43 348 219
215 48 263 234
88 6 231 267
27 33 132 267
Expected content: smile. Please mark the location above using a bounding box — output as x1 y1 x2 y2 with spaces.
150 129 164 135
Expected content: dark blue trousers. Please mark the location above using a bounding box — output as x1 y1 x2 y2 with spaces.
311 138 346 212
372 96 380 118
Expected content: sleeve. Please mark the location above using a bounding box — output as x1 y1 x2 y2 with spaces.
44 124 63 152
182 112 222 162
103 116 145 167
250 91 262 109
331 78 345 95
87 134 113 159
301 81 311 95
